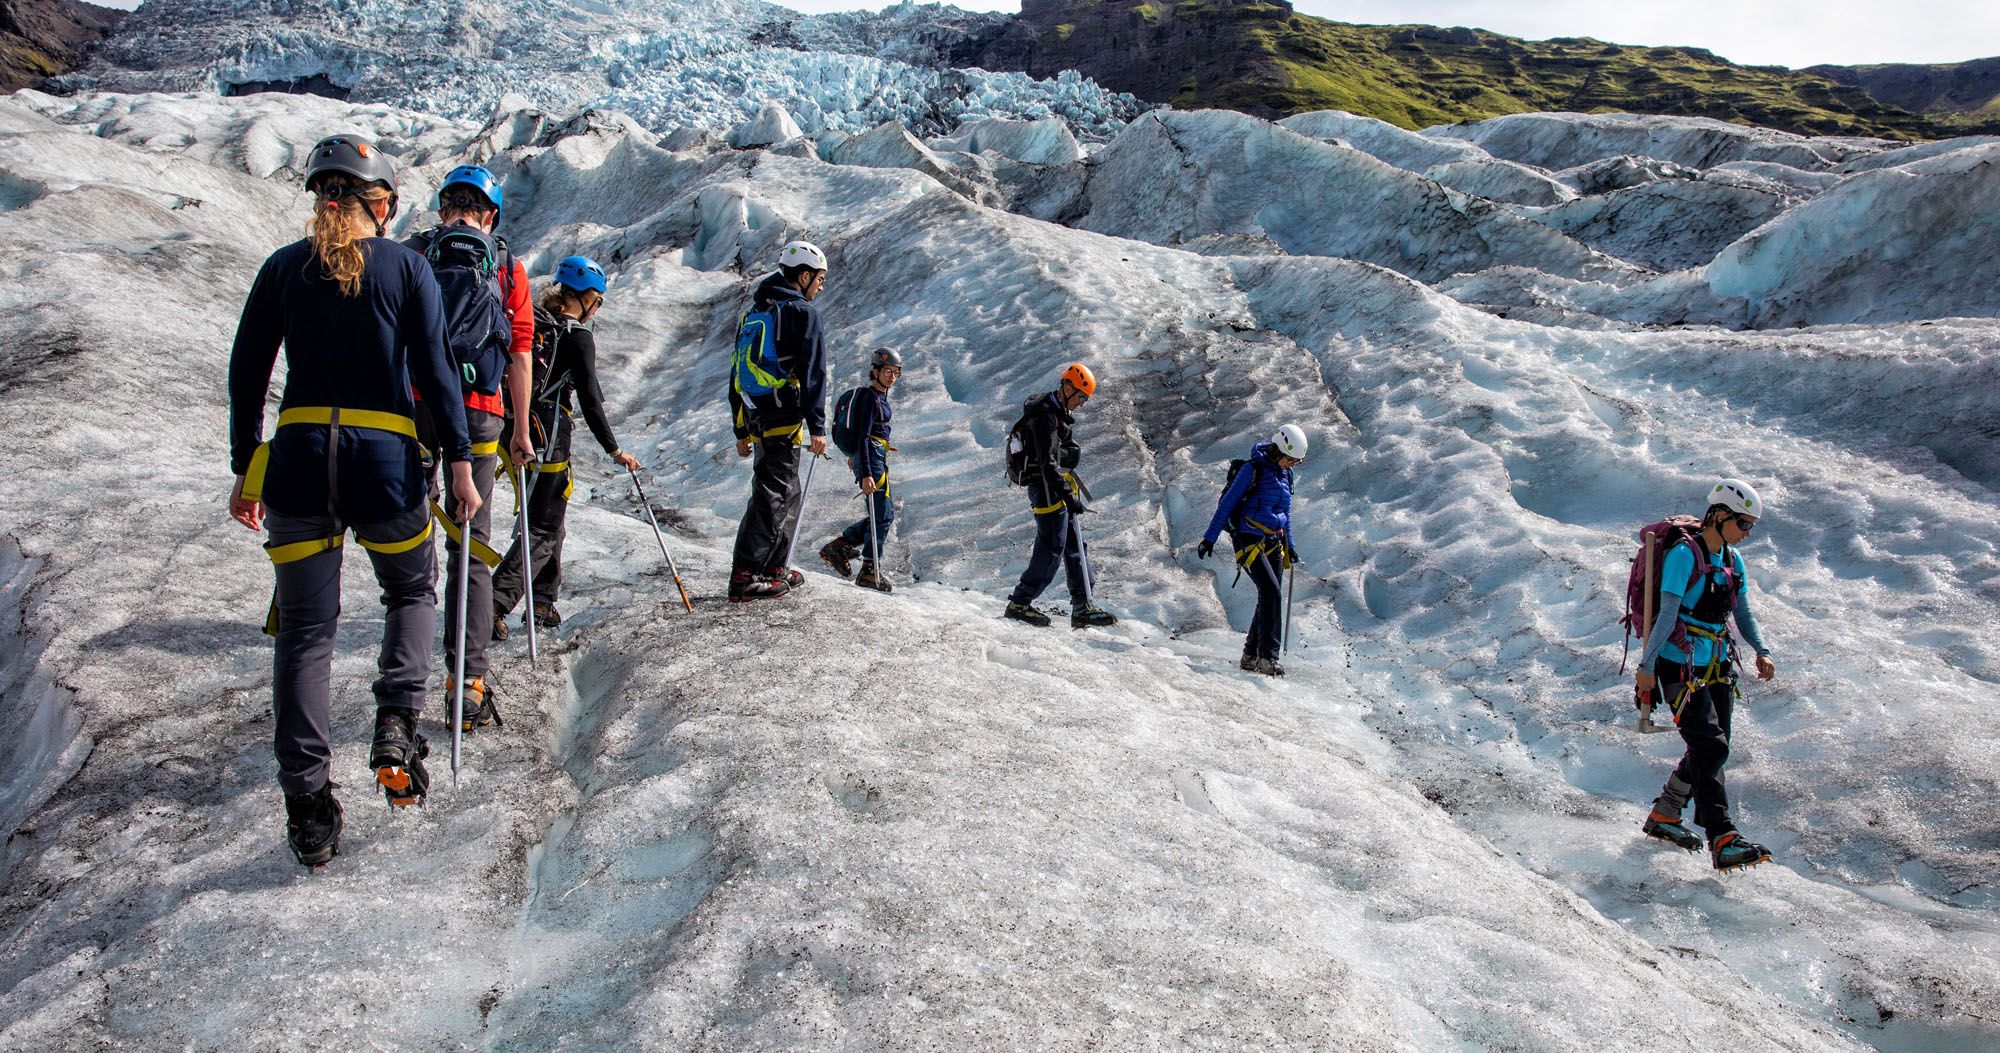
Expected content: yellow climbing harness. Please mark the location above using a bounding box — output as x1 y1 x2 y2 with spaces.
1667 623 1738 723
239 406 418 502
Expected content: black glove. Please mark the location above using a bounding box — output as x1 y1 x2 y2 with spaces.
1065 493 1085 515
1285 542 1300 565
1197 539 1214 560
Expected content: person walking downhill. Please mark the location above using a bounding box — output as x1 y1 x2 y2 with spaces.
819 347 901 593
491 256 641 632
1002 363 1118 629
227 134 482 867
1635 478 1779 872
727 240 831 603
1196 425 1307 676
405 164 535 733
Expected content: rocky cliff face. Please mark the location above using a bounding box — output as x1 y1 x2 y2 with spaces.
0 0 123 92
1808 57 2000 132
962 0 1299 118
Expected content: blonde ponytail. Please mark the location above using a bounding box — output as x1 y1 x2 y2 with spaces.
306 185 393 298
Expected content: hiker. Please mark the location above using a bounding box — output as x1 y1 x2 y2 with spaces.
227 134 481 866
1196 425 1306 676
819 347 901 593
491 255 641 631
1634 478 1778 872
405 164 534 732
726 240 830 603
1002 363 1118 629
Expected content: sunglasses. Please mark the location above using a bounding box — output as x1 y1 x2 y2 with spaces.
1731 514 1758 533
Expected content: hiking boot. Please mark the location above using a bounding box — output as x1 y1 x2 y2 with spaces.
729 568 790 603
369 708 430 808
766 565 806 590
491 614 509 642
854 562 893 594
819 538 859 578
1240 653 1256 671
283 784 343 867
447 675 503 732
1642 811 1702 851
533 602 562 628
1247 657 1285 677
1071 605 1118 629
1004 601 1051 627
1710 831 1772 872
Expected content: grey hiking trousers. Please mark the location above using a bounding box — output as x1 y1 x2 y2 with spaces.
265 505 437 796
435 411 502 679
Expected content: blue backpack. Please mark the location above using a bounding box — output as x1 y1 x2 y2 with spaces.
733 306 792 398
417 223 511 396
831 386 866 457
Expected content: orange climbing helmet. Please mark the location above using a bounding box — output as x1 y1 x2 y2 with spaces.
1060 362 1097 397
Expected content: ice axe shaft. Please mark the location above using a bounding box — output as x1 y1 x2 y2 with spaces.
451 511 471 783
629 466 694 612
513 459 538 664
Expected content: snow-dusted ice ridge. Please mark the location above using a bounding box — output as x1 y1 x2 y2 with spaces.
1 86 1997 1051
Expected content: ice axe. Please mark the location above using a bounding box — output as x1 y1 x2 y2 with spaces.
450 511 471 784
509 457 539 664
629 466 693 611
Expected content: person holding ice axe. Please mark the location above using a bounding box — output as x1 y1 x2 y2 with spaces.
820 347 902 593
1196 425 1307 677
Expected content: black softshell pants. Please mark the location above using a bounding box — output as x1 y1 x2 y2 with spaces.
732 432 805 573
494 409 572 615
1241 546 1284 661
1657 657 1737 839
266 505 436 796
1010 505 1093 607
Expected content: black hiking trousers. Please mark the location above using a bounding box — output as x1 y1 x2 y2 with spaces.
1242 549 1284 661
494 410 573 614
265 505 436 797
1660 657 1737 839
1010 504 1092 607
732 432 805 573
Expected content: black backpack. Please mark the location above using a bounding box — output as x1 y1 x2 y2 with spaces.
528 303 571 404
1220 458 1259 534
831 386 868 457
418 223 512 396
1004 407 1034 485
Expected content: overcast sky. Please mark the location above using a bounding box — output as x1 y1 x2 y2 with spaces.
776 0 2000 69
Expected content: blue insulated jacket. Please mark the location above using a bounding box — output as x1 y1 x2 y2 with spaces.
1203 441 1293 544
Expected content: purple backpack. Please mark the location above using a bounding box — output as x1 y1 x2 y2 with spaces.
1620 515 1718 670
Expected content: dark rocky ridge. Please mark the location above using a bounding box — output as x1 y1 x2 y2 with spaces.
959 0 2000 138
1807 58 2000 130
0 0 123 92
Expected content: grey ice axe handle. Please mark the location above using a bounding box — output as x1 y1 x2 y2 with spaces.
451 511 471 784
512 458 538 664
628 466 694 612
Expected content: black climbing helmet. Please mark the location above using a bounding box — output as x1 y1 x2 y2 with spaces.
869 347 903 371
303 134 400 218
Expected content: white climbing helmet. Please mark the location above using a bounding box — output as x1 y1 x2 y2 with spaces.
1708 478 1764 518
1272 424 1308 460
778 239 827 272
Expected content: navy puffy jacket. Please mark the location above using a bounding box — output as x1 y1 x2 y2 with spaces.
727 273 828 440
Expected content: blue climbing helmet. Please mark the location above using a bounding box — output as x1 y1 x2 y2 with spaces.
438 164 504 222
555 255 607 295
